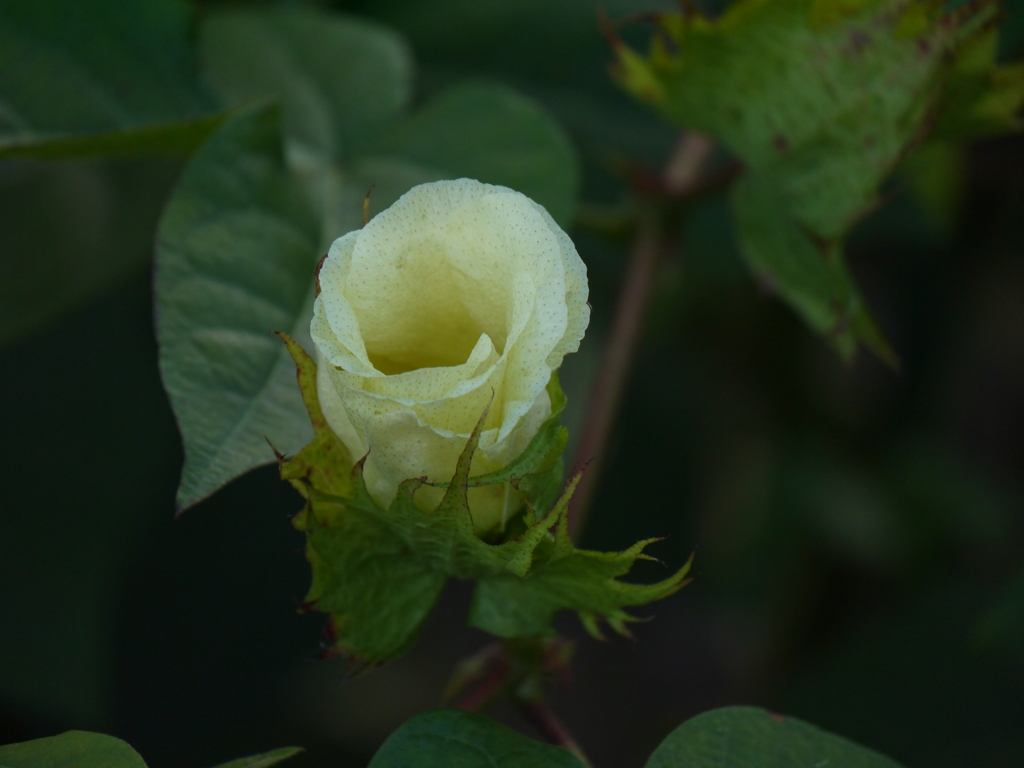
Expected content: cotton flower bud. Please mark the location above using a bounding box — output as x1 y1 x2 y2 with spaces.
310 179 589 534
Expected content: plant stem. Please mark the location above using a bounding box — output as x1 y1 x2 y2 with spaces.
567 210 662 539
516 696 594 767
567 132 713 541
454 658 512 712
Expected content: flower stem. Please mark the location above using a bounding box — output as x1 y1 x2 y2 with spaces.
567 132 714 541
567 210 662 539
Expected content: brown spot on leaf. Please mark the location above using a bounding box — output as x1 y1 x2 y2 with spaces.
846 28 871 55
773 134 790 152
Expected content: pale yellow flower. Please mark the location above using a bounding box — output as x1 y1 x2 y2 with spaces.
311 179 589 534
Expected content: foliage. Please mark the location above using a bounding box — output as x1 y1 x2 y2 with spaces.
280 334 691 665
2 0 1023 766
611 0 1024 362
154 7 580 509
0 0 219 157
363 706 906 768
0 732 298 768
366 710 584 768
645 706 904 768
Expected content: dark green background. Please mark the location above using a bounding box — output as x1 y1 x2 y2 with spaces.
1 0 1022 766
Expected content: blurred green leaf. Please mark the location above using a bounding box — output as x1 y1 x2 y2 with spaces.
0 731 147 768
612 0 1007 361
899 140 967 230
614 0 997 235
0 157 182 347
732 173 895 364
0 113 228 160
932 27 1024 140
0 0 217 157
0 0 227 347
363 82 579 227
976 566 1024 665
158 7 580 508
343 0 680 183
200 9 413 162
208 747 303 768
0 732 301 768
778 586 1024 767
647 706 904 768
342 81 581 233
367 709 585 768
156 101 321 510
1001 0 1024 61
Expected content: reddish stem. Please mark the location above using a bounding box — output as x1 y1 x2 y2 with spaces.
454 660 512 712
567 133 713 541
567 212 662 539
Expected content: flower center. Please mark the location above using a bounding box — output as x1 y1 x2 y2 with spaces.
351 236 512 375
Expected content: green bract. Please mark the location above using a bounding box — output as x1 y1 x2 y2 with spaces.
611 0 1024 362
278 334 692 666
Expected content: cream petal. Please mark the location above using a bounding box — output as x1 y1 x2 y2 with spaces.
311 231 378 375
311 179 589 535
344 181 525 374
358 332 499 402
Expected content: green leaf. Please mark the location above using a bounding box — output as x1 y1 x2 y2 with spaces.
207 747 303 768
362 82 580 228
156 101 322 510
199 9 413 162
899 139 967 230
931 27 1024 139
646 706 905 768
0 112 229 160
342 80 582 240
612 0 1006 361
281 339 689 664
975 565 1024 664
732 173 896 364
0 733 301 768
0 731 147 768
470 519 693 640
157 7 581 509
0 0 218 157
367 709 584 768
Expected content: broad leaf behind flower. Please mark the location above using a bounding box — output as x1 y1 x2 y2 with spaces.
279 335 691 665
0 0 219 158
